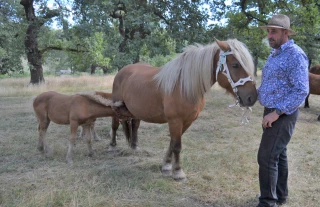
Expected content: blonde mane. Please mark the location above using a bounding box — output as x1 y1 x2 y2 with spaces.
153 39 254 102
76 91 113 107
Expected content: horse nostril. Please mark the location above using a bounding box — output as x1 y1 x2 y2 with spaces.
247 96 252 104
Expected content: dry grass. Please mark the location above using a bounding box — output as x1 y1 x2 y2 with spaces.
0 75 115 96
0 75 320 207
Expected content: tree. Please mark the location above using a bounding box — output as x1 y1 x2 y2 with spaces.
72 0 210 70
207 0 320 73
0 0 25 75
20 0 62 84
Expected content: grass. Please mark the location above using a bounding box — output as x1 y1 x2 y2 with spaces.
0 74 320 207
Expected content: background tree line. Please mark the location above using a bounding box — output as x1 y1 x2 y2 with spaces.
0 0 319 84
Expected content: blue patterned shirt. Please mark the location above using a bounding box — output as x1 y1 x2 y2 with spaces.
258 39 309 115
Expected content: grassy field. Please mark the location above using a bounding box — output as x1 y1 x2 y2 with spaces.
0 75 319 207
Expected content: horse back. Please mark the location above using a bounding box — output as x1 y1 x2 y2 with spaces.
112 63 205 123
309 64 320 74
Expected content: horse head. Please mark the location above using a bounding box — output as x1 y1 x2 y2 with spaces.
215 39 257 107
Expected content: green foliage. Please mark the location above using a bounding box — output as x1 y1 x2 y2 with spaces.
1 0 319 77
0 0 26 75
86 32 111 67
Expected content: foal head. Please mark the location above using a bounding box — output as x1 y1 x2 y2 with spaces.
215 39 257 107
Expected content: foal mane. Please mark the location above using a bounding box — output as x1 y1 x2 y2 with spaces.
76 91 113 107
153 39 254 102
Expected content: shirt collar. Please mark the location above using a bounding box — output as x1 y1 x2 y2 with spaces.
271 39 294 56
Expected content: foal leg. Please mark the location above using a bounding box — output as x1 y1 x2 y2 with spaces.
37 118 52 158
108 117 120 151
91 121 101 141
66 122 78 164
82 124 94 157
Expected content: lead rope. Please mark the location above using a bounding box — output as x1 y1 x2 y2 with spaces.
216 50 253 125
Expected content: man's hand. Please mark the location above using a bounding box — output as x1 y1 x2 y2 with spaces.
262 111 280 128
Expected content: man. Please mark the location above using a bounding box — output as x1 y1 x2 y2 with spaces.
257 14 309 207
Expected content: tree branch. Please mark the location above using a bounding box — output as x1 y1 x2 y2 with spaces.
40 46 88 54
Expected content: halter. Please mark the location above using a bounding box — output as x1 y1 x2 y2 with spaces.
216 50 254 125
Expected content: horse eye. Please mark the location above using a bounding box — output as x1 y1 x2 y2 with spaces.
231 64 240 68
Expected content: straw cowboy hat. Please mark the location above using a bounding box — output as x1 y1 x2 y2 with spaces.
260 14 295 36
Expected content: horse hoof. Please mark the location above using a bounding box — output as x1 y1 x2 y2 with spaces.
161 163 172 176
173 169 187 181
174 177 187 182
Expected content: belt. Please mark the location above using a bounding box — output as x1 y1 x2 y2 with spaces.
264 107 275 113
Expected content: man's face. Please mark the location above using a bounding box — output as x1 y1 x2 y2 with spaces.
266 28 287 49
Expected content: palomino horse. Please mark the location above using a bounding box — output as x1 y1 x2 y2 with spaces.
112 39 258 181
33 91 131 164
304 64 320 108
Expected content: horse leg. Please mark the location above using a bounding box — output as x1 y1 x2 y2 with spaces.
130 119 140 150
83 124 94 156
162 120 187 181
108 117 120 151
163 120 193 181
37 118 52 158
66 122 78 164
304 93 310 108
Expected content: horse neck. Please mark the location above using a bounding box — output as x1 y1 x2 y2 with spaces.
211 51 220 86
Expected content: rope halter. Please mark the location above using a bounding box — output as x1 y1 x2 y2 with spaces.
216 50 254 125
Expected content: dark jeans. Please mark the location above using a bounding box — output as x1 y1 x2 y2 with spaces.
257 108 299 207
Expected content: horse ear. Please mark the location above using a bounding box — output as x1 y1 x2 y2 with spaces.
215 38 230 52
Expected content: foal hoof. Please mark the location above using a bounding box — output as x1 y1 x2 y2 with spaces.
44 148 53 158
67 159 73 165
37 146 44 152
107 145 117 152
130 146 140 151
93 135 102 141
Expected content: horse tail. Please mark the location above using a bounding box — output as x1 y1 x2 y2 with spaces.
121 119 132 145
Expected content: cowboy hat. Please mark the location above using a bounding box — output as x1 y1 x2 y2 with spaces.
260 14 295 36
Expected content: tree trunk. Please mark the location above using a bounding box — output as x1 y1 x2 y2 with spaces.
91 64 108 74
20 0 45 84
